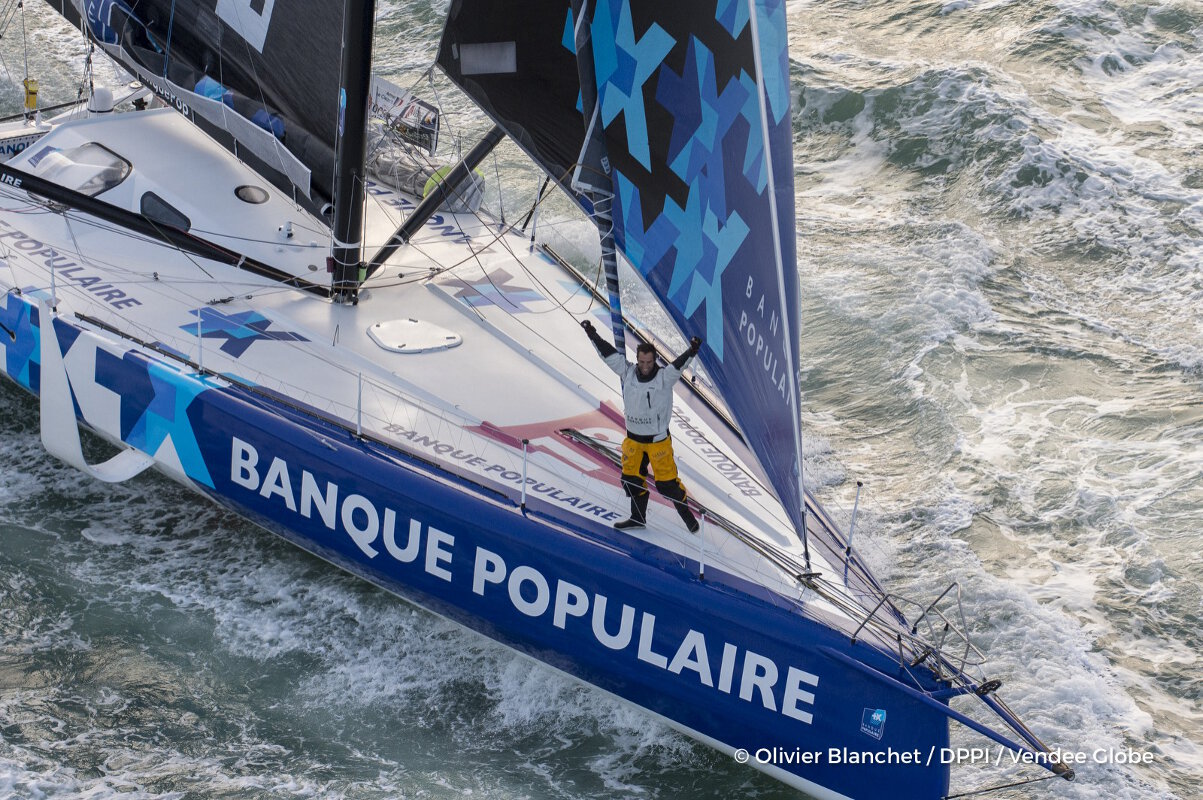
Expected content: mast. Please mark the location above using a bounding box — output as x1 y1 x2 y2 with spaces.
331 0 377 304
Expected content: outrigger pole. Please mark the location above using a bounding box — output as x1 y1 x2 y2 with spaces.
0 163 332 298
363 124 506 281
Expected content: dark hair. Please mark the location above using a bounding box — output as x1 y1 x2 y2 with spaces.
636 343 656 357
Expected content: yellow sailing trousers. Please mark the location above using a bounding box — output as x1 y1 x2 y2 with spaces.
619 435 697 530
621 436 679 483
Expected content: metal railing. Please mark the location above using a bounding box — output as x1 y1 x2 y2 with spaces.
849 581 987 679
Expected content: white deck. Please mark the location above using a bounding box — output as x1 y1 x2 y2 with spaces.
0 108 861 627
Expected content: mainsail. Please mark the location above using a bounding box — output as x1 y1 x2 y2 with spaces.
438 0 806 539
437 0 587 186
47 0 343 214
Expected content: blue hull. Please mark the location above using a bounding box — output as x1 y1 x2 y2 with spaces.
3 295 953 799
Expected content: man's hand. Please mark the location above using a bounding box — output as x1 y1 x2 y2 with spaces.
688 336 702 355
581 320 595 332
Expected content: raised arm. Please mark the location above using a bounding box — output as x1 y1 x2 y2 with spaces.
581 319 627 376
580 319 617 358
671 336 702 370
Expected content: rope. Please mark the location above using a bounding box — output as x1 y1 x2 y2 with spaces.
20 0 27 81
492 149 505 225
162 0 178 77
0 0 21 79
944 772 1063 799
0 1 20 38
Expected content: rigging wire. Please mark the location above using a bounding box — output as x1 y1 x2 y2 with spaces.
20 0 27 83
491 148 505 225
0 0 19 38
0 1 19 80
426 67 455 149
162 0 177 77
943 772 1063 799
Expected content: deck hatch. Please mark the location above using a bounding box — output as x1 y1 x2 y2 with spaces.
368 318 462 353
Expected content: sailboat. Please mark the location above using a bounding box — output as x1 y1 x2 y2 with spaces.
0 1 1076 797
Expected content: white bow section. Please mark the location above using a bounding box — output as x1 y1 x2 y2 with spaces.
38 300 155 482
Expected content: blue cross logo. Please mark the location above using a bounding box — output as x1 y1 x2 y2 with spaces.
181 308 308 358
453 269 544 312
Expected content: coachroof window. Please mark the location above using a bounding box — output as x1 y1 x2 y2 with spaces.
140 191 191 232
26 142 131 197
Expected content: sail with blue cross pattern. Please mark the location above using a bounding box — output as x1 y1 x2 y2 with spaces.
438 0 806 540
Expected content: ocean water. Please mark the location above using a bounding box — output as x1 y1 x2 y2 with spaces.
1 1 1200 799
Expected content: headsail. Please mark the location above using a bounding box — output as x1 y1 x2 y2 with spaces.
47 0 343 214
438 0 806 539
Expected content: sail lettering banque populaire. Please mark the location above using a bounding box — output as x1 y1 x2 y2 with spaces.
48 0 343 214
439 0 806 539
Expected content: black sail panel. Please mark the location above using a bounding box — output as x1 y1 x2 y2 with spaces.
45 0 342 213
437 0 587 187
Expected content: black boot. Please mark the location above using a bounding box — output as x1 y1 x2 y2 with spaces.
676 502 699 534
615 481 649 530
657 479 698 533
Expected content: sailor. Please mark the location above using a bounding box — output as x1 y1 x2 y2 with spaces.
581 319 701 533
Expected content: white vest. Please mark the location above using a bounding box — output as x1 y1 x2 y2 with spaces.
604 352 682 439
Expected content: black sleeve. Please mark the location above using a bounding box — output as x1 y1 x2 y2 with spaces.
586 326 618 358
671 349 694 370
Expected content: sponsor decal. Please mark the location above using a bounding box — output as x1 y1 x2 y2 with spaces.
215 0 276 53
141 73 192 117
25 144 58 167
364 181 472 244
452 268 545 313
84 0 129 45
671 408 763 497
861 708 887 740
0 136 39 158
472 405 765 500
385 421 621 521
0 219 143 310
229 435 821 725
181 307 308 357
